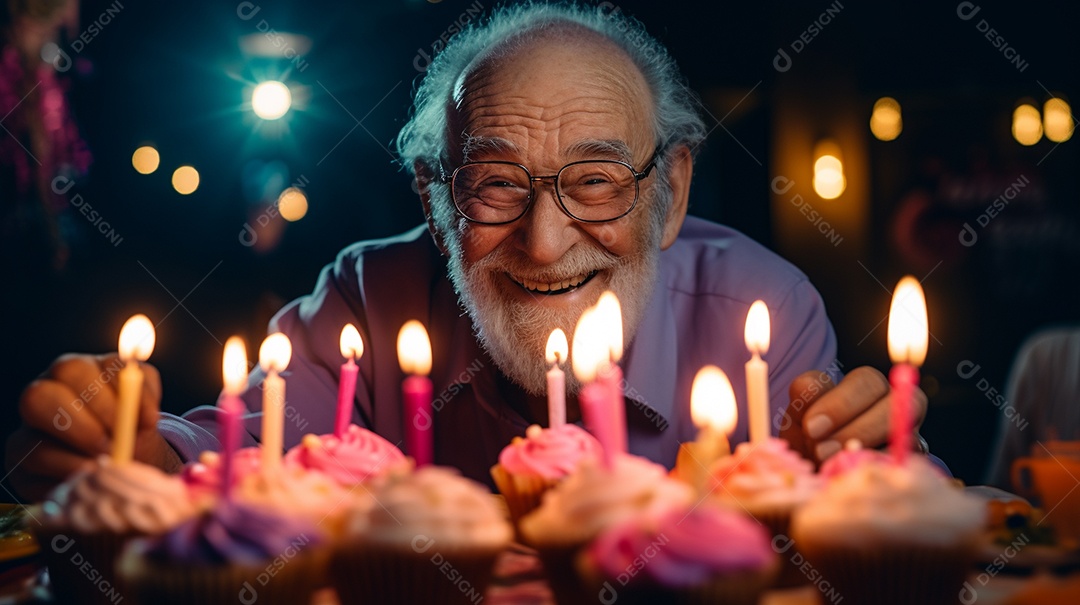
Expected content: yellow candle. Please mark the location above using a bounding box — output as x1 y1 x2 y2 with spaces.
689 365 738 495
113 314 155 464
744 300 771 443
259 333 292 472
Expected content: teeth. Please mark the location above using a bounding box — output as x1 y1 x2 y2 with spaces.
513 272 591 293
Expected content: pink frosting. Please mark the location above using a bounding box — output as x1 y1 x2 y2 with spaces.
818 440 892 479
708 438 819 508
585 505 775 587
283 425 406 486
498 424 602 480
181 448 262 503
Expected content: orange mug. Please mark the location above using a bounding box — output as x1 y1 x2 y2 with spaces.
1012 455 1080 547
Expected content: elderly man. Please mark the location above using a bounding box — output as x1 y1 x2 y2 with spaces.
5 4 926 499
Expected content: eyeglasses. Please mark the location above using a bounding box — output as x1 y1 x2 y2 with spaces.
439 146 664 225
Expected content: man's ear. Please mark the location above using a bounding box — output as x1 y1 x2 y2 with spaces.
659 145 692 250
415 160 450 256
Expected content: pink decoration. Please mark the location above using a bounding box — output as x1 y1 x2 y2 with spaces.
599 363 627 456
218 394 244 499
403 374 433 467
336 358 359 438
579 380 616 469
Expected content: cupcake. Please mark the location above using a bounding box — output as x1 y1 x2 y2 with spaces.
118 499 327 605
817 439 891 480
576 503 779 605
284 425 407 487
36 456 196 605
792 455 987 605
180 448 262 506
519 455 693 604
490 423 602 526
233 465 352 535
330 465 512 605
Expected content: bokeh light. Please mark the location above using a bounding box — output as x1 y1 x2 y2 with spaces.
132 146 160 174
812 140 846 200
1012 103 1043 146
1043 98 1074 143
870 97 903 141
252 81 292 120
277 187 308 222
172 166 200 195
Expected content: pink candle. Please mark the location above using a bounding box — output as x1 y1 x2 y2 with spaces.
398 320 433 467
889 364 917 463
595 291 627 456
579 380 615 468
545 329 568 428
336 324 364 438
572 305 620 469
220 336 249 499
599 362 627 456
886 276 929 465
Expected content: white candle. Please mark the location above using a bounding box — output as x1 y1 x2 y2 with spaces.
545 329 568 428
744 300 771 443
113 314 155 464
258 333 292 472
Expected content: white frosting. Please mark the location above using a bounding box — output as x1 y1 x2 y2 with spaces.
359 466 512 551
42 457 195 534
793 456 986 546
235 465 351 528
710 439 821 511
520 454 694 545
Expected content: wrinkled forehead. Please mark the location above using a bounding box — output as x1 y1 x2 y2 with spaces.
445 25 655 164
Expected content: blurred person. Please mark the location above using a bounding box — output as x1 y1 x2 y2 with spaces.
6 3 931 500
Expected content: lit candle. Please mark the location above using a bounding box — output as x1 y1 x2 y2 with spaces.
886 276 928 464
336 324 364 438
744 300 771 443
258 333 291 473
398 320 433 467
594 291 627 456
220 336 249 498
112 314 155 464
545 328 568 428
572 307 617 468
689 365 738 494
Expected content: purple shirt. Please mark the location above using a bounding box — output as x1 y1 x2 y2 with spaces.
159 216 839 486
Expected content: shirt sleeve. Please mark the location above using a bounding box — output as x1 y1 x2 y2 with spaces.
767 278 840 420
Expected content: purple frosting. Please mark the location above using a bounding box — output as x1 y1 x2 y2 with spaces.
145 500 323 566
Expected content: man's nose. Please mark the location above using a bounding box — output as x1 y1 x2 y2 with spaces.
513 185 579 265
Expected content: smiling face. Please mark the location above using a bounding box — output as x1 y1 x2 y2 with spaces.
428 30 682 396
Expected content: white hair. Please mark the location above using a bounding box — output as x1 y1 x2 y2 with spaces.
396 1 707 179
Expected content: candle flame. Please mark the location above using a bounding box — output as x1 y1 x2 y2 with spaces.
546 328 568 365
258 333 292 373
690 365 738 435
744 300 770 355
595 291 623 362
222 336 249 396
118 314 155 362
339 323 364 359
887 276 928 366
397 320 432 376
571 308 603 383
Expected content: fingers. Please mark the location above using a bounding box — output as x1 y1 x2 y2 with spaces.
778 370 836 461
19 380 110 456
802 366 889 443
47 353 122 432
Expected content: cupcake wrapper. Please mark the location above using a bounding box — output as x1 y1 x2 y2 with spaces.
331 540 501 605
796 539 979 605
490 465 559 528
746 507 809 588
534 543 594 605
117 546 328 605
37 528 141 605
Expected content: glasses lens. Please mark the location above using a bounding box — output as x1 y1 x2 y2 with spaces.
453 163 530 223
557 161 637 221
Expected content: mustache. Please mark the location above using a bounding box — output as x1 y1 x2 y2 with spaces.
470 242 619 282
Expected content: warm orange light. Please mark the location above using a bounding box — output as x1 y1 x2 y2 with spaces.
887 276 928 366
258 333 292 374
222 336 249 395
812 140 846 200
744 300 770 356
571 308 603 383
118 314 155 362
277 187 308 222
397 320 432 376
870 97 903 141
1012 103 1043 146
595 291 623 362
1043 98 1074 143
172 165 200 195
132 146 160 175
546 328 568 365
691 365 738 435
340 324 364 359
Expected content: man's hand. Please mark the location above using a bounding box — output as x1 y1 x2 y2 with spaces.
4 353 182 502
778 366 927 464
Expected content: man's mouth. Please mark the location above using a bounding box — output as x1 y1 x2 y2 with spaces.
508 270 599 295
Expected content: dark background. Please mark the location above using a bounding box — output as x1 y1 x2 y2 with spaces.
4 0 1079 485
